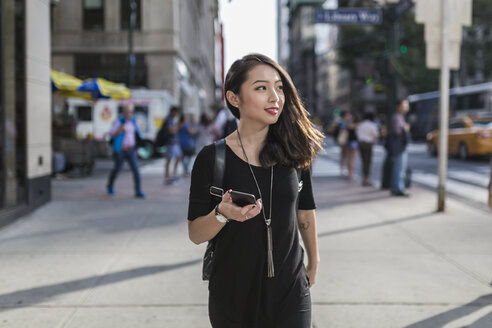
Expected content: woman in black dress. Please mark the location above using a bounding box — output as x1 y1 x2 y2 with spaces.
187 54 324 328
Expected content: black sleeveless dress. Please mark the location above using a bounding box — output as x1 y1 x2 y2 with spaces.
188 144 316 328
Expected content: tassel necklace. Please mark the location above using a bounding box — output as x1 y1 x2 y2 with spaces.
237 130 275 278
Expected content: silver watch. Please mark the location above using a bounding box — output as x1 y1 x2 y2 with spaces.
215 204 229 223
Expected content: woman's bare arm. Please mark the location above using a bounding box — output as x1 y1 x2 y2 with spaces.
297 209 320 287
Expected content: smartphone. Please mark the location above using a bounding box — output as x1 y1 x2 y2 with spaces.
229 190 256 207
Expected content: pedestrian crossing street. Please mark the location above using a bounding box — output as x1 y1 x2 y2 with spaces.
411 171 489 204
312 155 491 205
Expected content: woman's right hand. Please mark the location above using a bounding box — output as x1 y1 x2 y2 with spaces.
218 190 262 222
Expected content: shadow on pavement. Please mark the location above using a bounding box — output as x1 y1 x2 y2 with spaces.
0 258 201 311
404 293 492 328
0 199 187 245
312 176 392 210
318 211 435 239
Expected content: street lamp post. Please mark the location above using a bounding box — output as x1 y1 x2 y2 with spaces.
375 0 402 189
128 0 137 88
375 0 401 124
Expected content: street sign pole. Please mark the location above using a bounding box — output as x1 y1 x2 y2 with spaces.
128 0 136 88
437 0 450 212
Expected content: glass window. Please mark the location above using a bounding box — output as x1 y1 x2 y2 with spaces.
121 0 141 30
75 54 147 87
76 106 92 121
449 122 465 129
473 119 492 127
83 0 104 30
456 93 486 111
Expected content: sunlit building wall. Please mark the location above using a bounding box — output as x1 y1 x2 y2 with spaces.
51 0 219 116
0 0 52 227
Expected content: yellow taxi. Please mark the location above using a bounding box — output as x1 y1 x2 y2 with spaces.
426 115 492 159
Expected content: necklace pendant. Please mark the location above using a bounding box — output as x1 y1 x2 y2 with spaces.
266 224 275 278
265 218 271 226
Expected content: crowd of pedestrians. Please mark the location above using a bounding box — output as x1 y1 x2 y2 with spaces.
333 99 411 197
155 104 238 185
106 97 411 197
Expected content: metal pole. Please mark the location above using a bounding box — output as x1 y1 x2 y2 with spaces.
128 0 136 88
437 0 450 212
381 5 399 189
488 157 492 209
389 16 399 120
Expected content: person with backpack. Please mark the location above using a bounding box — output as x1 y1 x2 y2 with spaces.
187 54 324 327
106 104 145 198
178 114 197 176
335 110 351 177
161 105 182 185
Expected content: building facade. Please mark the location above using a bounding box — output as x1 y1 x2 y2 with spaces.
0 0 52 228
277 0 290 69
287 2 319 116
51 0 220 117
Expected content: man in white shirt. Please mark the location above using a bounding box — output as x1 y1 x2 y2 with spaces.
356 112 379 186
213 107 238 140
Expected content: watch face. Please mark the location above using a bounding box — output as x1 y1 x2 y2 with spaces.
215 205 228 223
216 214 228 223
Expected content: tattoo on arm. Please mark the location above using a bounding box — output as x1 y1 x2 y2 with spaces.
299 221 310 231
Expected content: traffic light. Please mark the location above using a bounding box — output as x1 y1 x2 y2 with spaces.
400 45 408 54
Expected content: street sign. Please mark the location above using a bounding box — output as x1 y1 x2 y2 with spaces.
315 8 382 25
415 0 472 69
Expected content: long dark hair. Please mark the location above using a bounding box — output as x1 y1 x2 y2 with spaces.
224 53 324 169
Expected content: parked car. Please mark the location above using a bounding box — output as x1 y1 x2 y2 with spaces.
426 115 492 159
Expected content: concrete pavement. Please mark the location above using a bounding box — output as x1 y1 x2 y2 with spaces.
0 156 491 327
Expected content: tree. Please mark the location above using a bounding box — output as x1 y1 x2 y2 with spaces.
393 12 439 94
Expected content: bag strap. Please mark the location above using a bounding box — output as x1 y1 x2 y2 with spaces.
213 139 226 190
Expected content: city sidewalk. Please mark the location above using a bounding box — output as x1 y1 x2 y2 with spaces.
0 157 491 327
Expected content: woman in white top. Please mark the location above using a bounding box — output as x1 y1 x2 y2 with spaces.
356 112 379 186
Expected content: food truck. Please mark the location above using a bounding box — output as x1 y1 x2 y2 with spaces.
66 89 174 159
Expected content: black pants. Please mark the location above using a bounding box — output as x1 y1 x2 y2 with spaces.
358 142 373 177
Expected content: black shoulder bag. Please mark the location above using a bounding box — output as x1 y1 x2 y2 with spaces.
202 139 226 281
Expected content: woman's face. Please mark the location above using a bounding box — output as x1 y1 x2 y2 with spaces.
233 64 285 125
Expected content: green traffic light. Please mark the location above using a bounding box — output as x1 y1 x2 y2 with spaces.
400 45 408 54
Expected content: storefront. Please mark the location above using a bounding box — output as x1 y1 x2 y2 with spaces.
0 0 51 228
